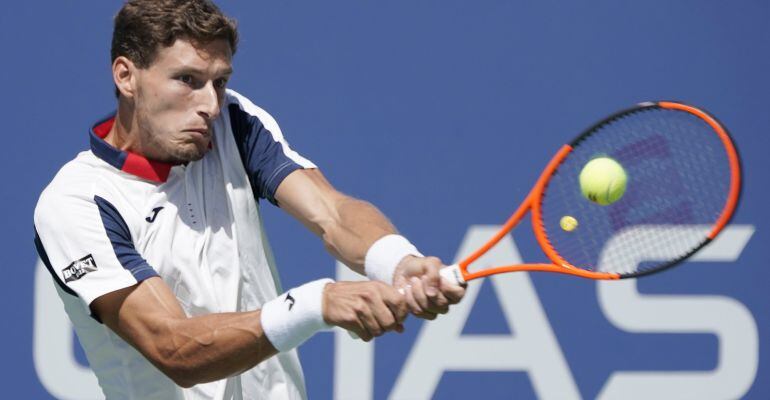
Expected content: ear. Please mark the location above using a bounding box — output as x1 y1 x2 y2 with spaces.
113 56 137 99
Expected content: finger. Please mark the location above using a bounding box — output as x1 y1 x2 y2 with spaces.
410 277 430 311
440 280 467 304
369 286 403 335
419 310 438 320
410 277 438 320
389 300 408 324
351 319 373 342
370 285 402 331
422 275 449 311
371 300 399 333
356 305 382 339
422 287 449 315
403 283 423 315
435 294 450 314
380 284 409 324
421 257 442 297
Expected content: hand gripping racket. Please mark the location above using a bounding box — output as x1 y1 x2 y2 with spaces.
439 101 741 285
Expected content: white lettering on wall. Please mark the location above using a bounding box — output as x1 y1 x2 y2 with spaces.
596 225 757 400
33 260 104 400
388 226 580 399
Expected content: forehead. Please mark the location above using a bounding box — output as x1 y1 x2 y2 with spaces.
149 38 232 72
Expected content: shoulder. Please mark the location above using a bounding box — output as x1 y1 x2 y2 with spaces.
223 89 285 139
34 152 119 226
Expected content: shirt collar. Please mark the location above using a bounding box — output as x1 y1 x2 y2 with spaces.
89 114 176 183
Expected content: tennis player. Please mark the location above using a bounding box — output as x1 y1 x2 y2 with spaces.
33 0 465 398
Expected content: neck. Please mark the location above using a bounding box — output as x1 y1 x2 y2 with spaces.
105 99 142 155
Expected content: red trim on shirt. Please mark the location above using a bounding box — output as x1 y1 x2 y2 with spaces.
123 153 173 183
93 117 174 183
93 118 113 138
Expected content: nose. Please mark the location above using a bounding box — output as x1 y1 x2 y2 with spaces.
196 81 222 121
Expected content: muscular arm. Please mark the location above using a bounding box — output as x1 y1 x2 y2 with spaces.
92 277 278 388
274 169 466 319
274 169 397 274
92 275 407 388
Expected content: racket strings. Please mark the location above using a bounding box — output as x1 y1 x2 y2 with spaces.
537 107 732 276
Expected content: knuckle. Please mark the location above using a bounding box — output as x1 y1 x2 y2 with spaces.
358 290 373 302
354 299 369 313
425 259 442 270
373 281 388 290
345 312 359 324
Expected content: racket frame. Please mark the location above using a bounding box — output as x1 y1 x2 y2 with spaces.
441 101 741 285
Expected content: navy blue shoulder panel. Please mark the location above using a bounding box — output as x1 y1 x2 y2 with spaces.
228 104 303 205
94 196 158 282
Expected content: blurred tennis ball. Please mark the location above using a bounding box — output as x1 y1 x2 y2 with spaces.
560 215 578 232
579 157 627 205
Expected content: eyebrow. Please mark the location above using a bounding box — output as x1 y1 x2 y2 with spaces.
172 65 233 77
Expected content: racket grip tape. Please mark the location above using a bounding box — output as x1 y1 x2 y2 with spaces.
439 264 466 286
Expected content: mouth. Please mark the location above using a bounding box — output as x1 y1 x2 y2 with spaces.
184 128 211 138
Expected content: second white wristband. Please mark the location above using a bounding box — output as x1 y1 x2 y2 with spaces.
260 278 334 352
364 234 423 284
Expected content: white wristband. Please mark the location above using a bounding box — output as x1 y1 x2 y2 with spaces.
260 278 334 352
364 234 423 284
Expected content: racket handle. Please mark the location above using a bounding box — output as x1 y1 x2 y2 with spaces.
439 264 466 286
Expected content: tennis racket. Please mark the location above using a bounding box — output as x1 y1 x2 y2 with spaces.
439 101 741 285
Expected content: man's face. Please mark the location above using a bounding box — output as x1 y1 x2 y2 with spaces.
132 39 232 163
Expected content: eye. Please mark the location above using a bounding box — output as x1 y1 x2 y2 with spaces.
214 77 229 89
177 74 194 85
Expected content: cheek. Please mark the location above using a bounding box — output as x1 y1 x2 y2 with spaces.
138 76 189 111
138 90 188 129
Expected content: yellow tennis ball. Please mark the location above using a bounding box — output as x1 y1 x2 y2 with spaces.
579 157 627 205
560 215 578 231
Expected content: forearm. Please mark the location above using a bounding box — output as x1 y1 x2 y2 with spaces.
274 169 414 276
97 277 330 389
140 310 277 387
320 196 397 274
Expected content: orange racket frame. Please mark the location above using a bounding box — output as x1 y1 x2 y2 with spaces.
439 101 742 285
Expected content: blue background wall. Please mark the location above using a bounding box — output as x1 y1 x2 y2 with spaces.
3 1 768 398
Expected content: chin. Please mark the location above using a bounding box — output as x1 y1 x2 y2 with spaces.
187 151 207 162
180 149 208 162
165 144 208 163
